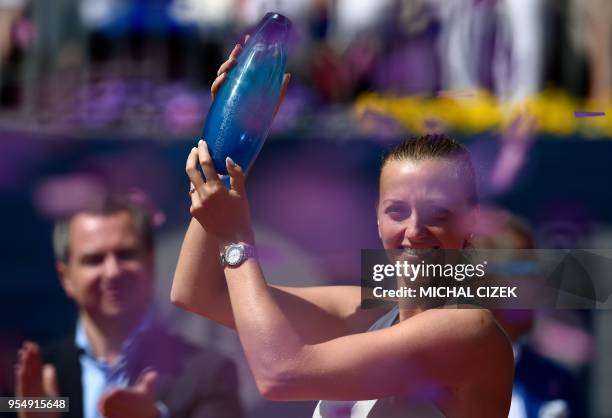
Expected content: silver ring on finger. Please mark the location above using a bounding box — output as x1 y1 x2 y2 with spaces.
189 183 196 194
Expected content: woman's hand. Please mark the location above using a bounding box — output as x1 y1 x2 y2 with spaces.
211 35 290 116
186 140 254 246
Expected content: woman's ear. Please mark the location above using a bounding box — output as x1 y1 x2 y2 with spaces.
464 204 480 247
470 204 480 231
375 200 382 240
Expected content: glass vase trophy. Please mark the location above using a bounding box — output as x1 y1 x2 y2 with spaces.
201 12 292 185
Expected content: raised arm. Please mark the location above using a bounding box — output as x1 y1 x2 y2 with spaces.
170 218 234 327
171 38 381 338
171 38 280 328
170 143 382 339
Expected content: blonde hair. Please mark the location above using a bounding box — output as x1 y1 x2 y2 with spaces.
381 134 478 206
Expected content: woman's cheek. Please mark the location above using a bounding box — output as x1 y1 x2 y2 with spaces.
431 224 466 249
379 222 404 249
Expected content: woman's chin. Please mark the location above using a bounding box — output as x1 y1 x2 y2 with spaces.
396 246 442 264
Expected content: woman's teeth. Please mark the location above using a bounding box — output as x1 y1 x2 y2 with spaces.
401 247 439 255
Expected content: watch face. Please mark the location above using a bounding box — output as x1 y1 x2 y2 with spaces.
226 246 243 265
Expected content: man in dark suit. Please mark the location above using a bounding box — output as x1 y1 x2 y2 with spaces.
512 341 585 418
14 193 243 418
477 207 586 418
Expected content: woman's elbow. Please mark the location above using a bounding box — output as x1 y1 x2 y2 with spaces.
256 379 299 401
256 380 286 401
170 286 192 311
253 365 304 401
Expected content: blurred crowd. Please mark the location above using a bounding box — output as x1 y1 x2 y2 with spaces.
0 0 610 138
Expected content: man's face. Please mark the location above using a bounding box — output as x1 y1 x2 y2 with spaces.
58 211 154 322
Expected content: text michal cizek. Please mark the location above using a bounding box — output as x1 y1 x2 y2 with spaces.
372 286 518 299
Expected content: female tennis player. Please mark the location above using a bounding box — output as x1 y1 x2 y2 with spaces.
171 42 513 418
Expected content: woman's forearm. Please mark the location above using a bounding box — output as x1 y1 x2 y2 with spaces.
171 218 235 327
224 255 307 398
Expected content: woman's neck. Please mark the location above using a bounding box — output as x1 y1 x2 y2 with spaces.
398 307 425 322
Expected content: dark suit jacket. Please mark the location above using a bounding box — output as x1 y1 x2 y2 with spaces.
514 345 587 418
42 324 243 418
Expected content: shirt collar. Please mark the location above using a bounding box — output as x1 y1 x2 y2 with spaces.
75 310 154 362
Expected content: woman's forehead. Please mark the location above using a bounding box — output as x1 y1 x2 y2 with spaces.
381 158 461 177
379 159 470 203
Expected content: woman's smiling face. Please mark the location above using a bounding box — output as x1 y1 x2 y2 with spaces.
377 158 478 251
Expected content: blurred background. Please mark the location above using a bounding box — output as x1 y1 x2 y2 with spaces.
0 0 611 417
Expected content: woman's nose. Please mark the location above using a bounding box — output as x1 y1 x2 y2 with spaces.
401 214 428 243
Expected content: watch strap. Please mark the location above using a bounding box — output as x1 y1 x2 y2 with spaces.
220 243 257 267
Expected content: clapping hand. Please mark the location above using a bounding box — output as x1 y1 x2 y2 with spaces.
14 342 59 418
98 369 160 418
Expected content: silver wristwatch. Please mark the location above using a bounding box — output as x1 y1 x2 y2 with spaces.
220 243 257 267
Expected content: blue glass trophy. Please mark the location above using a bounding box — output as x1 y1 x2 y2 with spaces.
201 12 291 184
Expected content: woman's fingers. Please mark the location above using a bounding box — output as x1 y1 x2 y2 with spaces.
273 73 291 117
211 37 248 100
281 73 291 93
189 182 202 213
212 56 236 99
185 147 206 194
197 140 222 186
226 157 246 195
217 57 237 77
210 72 227 100
229 43 242 60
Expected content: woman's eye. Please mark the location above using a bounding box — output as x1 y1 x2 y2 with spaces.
427 208 451 223
385 206 409 221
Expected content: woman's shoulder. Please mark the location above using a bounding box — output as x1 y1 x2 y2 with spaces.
393 308 514 379
407 307 506 339
392 308 514 415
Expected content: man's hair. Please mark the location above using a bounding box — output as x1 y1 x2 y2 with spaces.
380 134 478 206
52 193 155 264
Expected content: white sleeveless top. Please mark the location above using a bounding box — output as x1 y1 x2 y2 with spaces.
312 398 446 418
312 306 446 418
